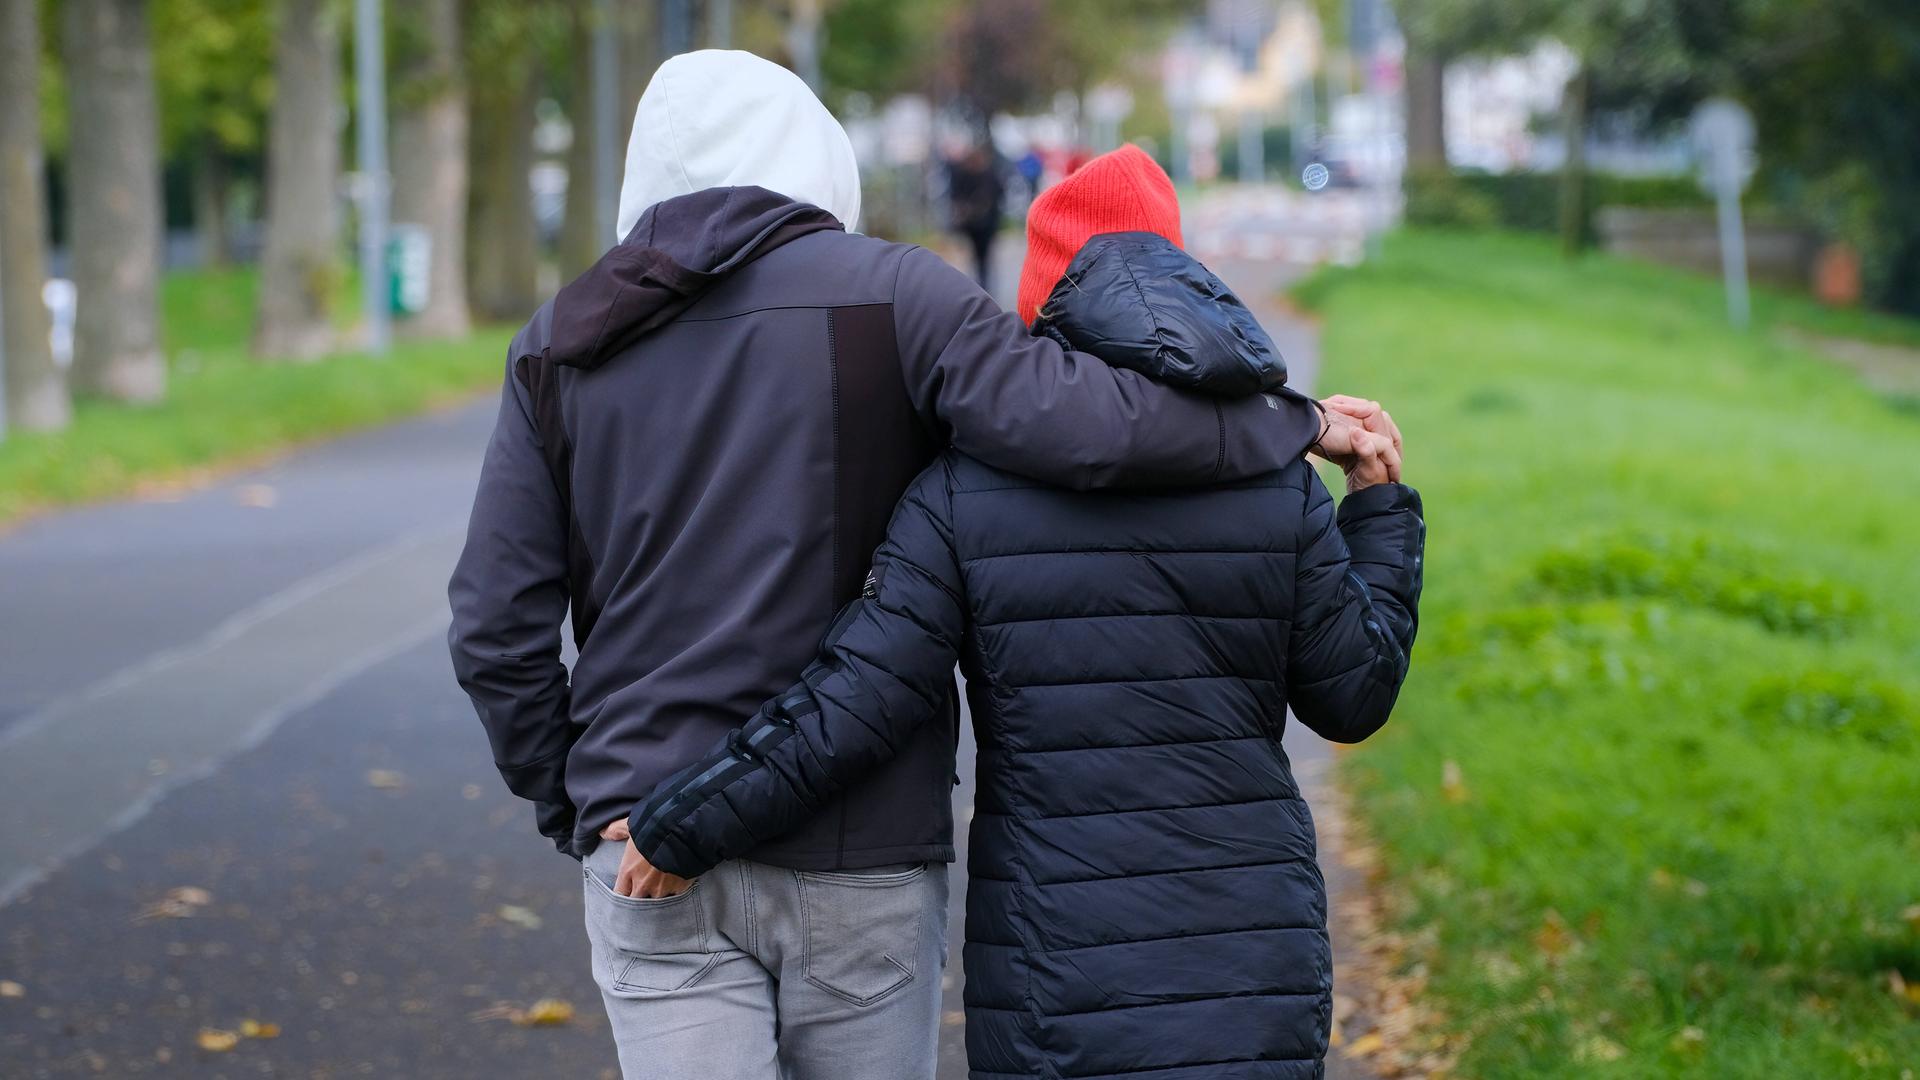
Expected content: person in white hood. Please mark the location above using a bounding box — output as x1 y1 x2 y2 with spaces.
616 49 862 239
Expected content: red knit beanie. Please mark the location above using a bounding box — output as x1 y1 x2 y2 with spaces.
1016 144 1183 325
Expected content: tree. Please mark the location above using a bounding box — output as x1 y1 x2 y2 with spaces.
1393 0 1556 176
556 1 604 280
390 0 471 337
1402 45 1447 169
1728 0 1920 312
463 1 555 322
153 0 273 268
253 0 341 360
1 0 70 432
61 0 165 401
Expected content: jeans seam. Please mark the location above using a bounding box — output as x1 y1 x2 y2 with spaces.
741 861 758 954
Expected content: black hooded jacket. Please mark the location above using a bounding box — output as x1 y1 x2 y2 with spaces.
448 190 1326 864
626 231 1425 1078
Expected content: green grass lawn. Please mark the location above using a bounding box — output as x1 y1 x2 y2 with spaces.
0 267 510 524
1300 230 1920 1077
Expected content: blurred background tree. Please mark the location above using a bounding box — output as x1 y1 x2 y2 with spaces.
1397 0 1920 310
253 0 341 360
61 0 166 400
390 0 472 338
153 0 272 270
464 0 563 322
0 0 69 431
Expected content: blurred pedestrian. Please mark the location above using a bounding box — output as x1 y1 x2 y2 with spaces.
448 54 1336 1080
945 143 1006 293
622 145 1424 1079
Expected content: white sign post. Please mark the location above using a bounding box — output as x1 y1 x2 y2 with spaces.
1691 98 1756 330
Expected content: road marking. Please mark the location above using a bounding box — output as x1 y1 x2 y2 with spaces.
0 526 465 906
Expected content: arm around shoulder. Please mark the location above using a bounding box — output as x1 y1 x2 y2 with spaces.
888 245 1319 489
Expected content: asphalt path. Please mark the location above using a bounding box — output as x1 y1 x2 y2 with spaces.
0 209 1359 1079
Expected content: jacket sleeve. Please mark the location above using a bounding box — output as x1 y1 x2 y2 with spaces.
890 244 1321 490
447 361 580 853
626 462 967 879
1286 471 1425 744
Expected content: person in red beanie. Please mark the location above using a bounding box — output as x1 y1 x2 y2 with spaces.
620 140 1423 1078
1017 143 1185 324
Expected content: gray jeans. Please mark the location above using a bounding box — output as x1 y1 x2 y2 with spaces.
582 844 948 1080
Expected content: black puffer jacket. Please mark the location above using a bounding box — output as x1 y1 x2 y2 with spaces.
630 233 1425 1079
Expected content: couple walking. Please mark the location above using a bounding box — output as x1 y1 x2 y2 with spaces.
450 50 1422 1080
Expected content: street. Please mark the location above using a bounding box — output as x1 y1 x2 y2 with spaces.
0 202 1365 1079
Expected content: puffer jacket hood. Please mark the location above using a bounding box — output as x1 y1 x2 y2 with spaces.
616 50 862 241
537 186 842 371
1031 230 1289 397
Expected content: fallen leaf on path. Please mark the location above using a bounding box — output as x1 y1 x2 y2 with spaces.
238 1019 280 1039
497 905 542 930
0 980 23 999
462 784 483 800
472 998 577 1027
235 484 278 508
518 998 574 1026
137 886 215 921
1343 1031 1385 1058
365 769 406 791
195 1029 239 1053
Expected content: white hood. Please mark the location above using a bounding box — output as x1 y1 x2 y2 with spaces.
616 50 862 241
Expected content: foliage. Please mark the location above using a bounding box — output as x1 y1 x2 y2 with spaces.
821 0 1190 118
1532 531 1864 638
1403 167 1707 237
152 0 274 156
1301 228 1920 1076
0 268 506 524
820 0 944 107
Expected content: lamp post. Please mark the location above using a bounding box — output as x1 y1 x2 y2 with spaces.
353 0 390 354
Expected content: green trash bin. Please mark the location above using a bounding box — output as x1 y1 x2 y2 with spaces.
387 224 432 317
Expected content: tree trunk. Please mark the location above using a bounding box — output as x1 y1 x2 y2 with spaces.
557 5 602 280
1558 65 1589 259
618 1 657 123
254 0 340 361
465 58 539 321
0 0 71 432
60 0 165 402
390 0 471 338
192 138 230 269
1404 45 1447 171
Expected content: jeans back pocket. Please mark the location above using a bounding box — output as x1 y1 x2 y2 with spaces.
795 864 930 1007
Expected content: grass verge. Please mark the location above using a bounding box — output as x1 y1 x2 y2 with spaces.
1 268 509 524
1300 229 1920 1077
